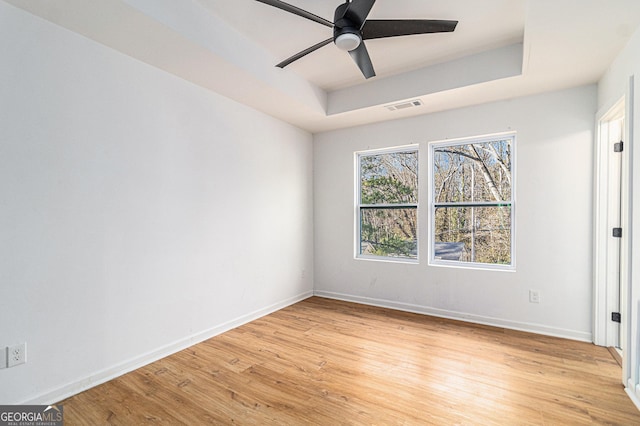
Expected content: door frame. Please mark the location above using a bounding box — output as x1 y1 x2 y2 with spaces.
593 90 632 382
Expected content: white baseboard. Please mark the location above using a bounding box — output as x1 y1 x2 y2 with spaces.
27 289 591 404
24 290 314 405
626 380 640 412
314 290 592 342
626 388 640 412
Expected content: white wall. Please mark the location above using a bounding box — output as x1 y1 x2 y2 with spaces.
314 85 596 340
0 3 313 404
598 26 640 405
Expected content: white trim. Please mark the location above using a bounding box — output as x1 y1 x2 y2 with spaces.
354 144 420 157
355 145 419 261
355 255 419 265
623 75 635 386
429 259 516 272
428 132 516 270
592 110 607 346
20 291 313 405
626 379 640 411
593 96 626 349
428 131 518 147
314 290 592 342
619 80 633 385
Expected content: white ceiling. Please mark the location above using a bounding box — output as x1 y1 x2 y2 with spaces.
198 0 527 91
5 0 640 133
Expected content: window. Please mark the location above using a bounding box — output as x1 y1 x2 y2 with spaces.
430 134 514 269
357 147 418 260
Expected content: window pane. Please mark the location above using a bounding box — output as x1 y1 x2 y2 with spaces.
434 206 511 265
361 208 417 259
360 151 418 204
433 140 511 203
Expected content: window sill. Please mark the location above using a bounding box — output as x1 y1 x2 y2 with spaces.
355 255 419 265
429 259 515 272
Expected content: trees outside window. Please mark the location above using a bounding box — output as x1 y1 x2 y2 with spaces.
431 134 514 268
355 134 514 269
357 148 418 260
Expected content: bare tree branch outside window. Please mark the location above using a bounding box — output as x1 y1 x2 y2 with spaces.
359 150 418 259
432 136 514 266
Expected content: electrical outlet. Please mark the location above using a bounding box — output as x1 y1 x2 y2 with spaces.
7 343 26 367
0 347 6 369
529 290 540 304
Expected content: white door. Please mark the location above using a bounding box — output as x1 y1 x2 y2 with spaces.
605 115 624 348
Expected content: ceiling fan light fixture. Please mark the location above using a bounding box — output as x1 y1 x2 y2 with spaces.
335 33 361 51
257 0 458 80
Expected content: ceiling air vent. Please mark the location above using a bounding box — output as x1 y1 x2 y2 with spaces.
385 99 423 112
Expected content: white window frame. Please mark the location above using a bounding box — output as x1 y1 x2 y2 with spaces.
355 145 419 263
428 133 516 271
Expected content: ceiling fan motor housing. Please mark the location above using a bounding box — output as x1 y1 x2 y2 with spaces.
334 2 356 29
333 2 362 50
256 0 458 79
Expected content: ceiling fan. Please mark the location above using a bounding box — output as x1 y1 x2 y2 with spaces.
255 0 458 79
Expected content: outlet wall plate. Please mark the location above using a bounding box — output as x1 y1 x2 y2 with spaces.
529 290 540 304
7 343 26 367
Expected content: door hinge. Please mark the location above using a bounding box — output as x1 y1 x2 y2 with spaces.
613 228 623 238
614 141 624 152
612 312 621 323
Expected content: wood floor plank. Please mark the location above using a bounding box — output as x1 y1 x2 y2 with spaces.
59 297 640 425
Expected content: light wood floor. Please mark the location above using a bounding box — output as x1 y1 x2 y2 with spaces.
60 297 640 425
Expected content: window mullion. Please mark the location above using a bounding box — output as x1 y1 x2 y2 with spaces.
433 202 511 208
360 203 418 209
